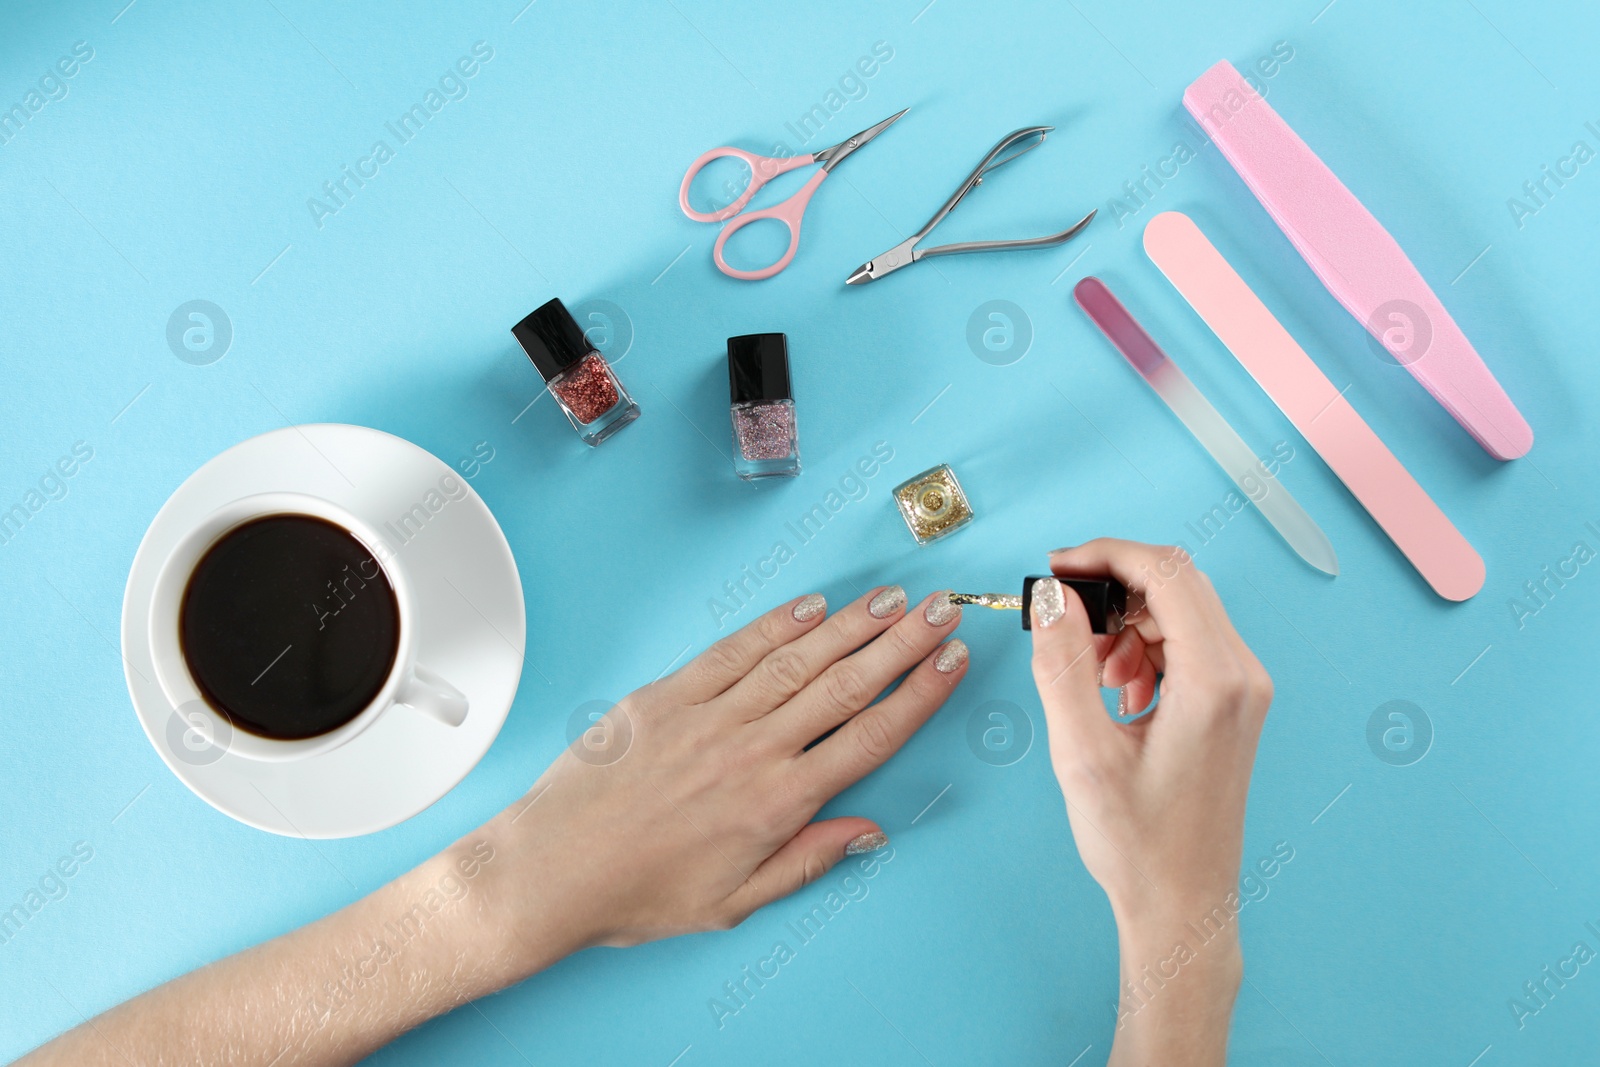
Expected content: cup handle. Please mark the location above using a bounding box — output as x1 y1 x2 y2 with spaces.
394 663 469 727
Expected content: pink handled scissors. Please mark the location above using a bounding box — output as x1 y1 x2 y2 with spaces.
678 108 908 281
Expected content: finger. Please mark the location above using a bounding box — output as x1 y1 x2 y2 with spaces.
1055 542 1266 741
798 637 968 796
1049 543 1248 684
1192 570 1261 677
721 820 888 922
669 593 829 702
1099 627 1146 690
713 585 908 719
1030 575 1121 762
766 591 961 749
1096 625 1157 725
1049 539 1228 651
1117 653 1160 720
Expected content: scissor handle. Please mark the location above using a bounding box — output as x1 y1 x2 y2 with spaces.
679 146 812 223
710 169 827 281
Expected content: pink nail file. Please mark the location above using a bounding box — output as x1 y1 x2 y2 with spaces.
1144 212 1484 601
1184 60 1532 461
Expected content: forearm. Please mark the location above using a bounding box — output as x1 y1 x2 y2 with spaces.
20 829 546 1067
1107 907 1242 1067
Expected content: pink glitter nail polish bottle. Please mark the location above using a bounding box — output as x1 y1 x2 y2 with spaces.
728 333 800 480
512 298 640 446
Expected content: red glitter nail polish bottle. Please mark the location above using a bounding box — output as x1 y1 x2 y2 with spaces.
727 333 799 480
512 298 640 446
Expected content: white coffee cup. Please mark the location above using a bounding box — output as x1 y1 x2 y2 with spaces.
147 491 468 763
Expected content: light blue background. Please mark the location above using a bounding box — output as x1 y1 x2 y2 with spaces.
3 0 1598 1063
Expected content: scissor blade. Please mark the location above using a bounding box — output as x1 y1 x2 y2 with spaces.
818 107 909 171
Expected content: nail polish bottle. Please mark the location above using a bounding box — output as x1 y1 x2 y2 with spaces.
1019 576 1127 632
512 298 640 446
728 333 800 480
893 463 974 544
949 576 1128 633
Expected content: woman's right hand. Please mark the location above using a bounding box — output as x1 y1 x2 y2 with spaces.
1027 539 1273 1065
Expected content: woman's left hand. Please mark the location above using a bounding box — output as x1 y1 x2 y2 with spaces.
469 585 969 984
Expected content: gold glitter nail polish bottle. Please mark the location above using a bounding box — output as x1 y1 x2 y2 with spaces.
893 463 974 544
728 333 800 481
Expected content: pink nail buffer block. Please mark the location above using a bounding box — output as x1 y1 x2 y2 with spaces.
1145 212 1485 601
1184 61 1532 461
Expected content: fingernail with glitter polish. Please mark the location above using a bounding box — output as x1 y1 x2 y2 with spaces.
924 592 960 626
1031 576 1067 628
1117 687 1130 717
845 830 888 856
793 593 826 622
869 585 906 619
729 334 800 481
513 298 640 447
1048 546 1077 555
934 639 968 673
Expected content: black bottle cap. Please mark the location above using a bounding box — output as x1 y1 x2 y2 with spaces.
727 333 793 404
1021 575 1128 633
512 298 593 382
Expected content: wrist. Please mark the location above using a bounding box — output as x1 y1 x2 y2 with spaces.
1115 894 1242 997
1117 921 1242 988
1114 895 1243 973
464 802 606 987
1111 903 1242 1029
1107 873 1244 947
368 834 524 1004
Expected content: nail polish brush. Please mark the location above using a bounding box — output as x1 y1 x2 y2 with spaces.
950 576 1127 632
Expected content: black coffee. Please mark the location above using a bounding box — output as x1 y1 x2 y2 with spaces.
180 514 401 740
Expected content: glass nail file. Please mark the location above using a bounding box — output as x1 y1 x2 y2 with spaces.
1073 276 1339 577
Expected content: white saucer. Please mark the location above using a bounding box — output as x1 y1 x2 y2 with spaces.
121 424 525 839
